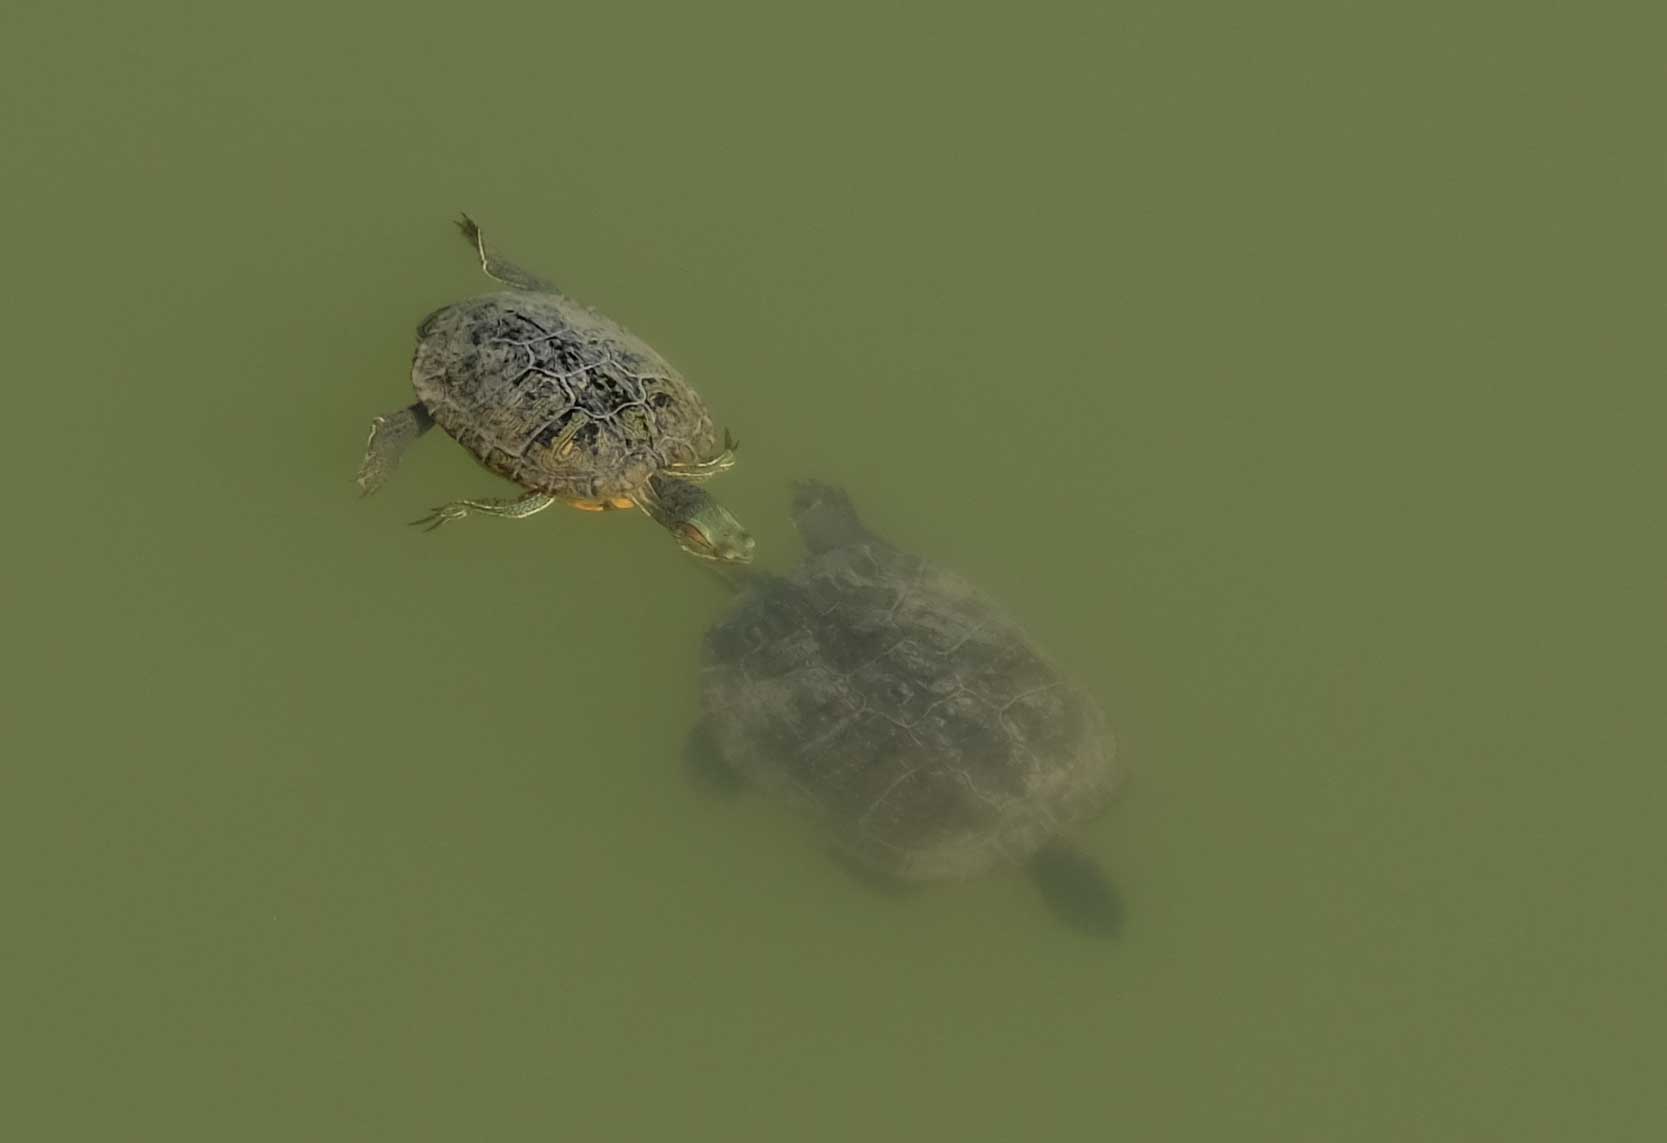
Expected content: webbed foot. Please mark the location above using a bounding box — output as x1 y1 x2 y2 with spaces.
357 403 434 496
410 503 470 532
455 213 554 291
409 491 558 532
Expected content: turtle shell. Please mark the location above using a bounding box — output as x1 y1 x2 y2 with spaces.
411 291 723 503
700 508 1117 881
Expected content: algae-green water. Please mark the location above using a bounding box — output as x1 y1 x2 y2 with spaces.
4 2 1661 1139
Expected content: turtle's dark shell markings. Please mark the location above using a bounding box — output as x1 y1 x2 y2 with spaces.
698 482 1120 931
357 216 752 563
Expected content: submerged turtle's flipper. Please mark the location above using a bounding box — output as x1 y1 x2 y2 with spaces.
1026 840 1121 937
683 718 747 798
357 402 434 496
456 213 556 292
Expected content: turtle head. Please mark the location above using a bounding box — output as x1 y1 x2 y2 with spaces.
644 475 755 564
790 480 872 553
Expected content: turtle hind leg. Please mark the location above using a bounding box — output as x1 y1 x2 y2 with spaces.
356 403 434 496
410 490 557 532
455 213 555 292
683 719 747 798
1025 840 1121 938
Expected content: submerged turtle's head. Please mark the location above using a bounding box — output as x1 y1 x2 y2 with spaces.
644 475 755 564
790 480 872 553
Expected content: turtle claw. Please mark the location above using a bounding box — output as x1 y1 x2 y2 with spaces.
410 504 469 532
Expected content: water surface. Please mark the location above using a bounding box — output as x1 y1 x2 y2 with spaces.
4 2 1660 1139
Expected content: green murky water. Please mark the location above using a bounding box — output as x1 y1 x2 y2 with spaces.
5 2 1661 1138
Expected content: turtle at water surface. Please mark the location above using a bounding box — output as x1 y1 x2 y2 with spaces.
695 482 1122 934
357 215 753 563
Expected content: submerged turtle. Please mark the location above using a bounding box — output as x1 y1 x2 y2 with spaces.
357 215 753 563
695 482 1122 934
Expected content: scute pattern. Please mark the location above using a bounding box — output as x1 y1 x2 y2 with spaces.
411 291 722 501
702 537 1117 881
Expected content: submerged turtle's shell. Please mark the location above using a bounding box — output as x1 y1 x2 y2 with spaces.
701 534 1117 881
412 291 723 502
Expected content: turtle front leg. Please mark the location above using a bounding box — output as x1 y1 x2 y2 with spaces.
411 491 558 532
357 403 435 496
456 213 556 292
661 427 740 481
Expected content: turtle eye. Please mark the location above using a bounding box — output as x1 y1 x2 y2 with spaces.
677 522 715 555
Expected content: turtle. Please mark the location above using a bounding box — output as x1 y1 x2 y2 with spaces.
357 215 754 563
693 481 1123 935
